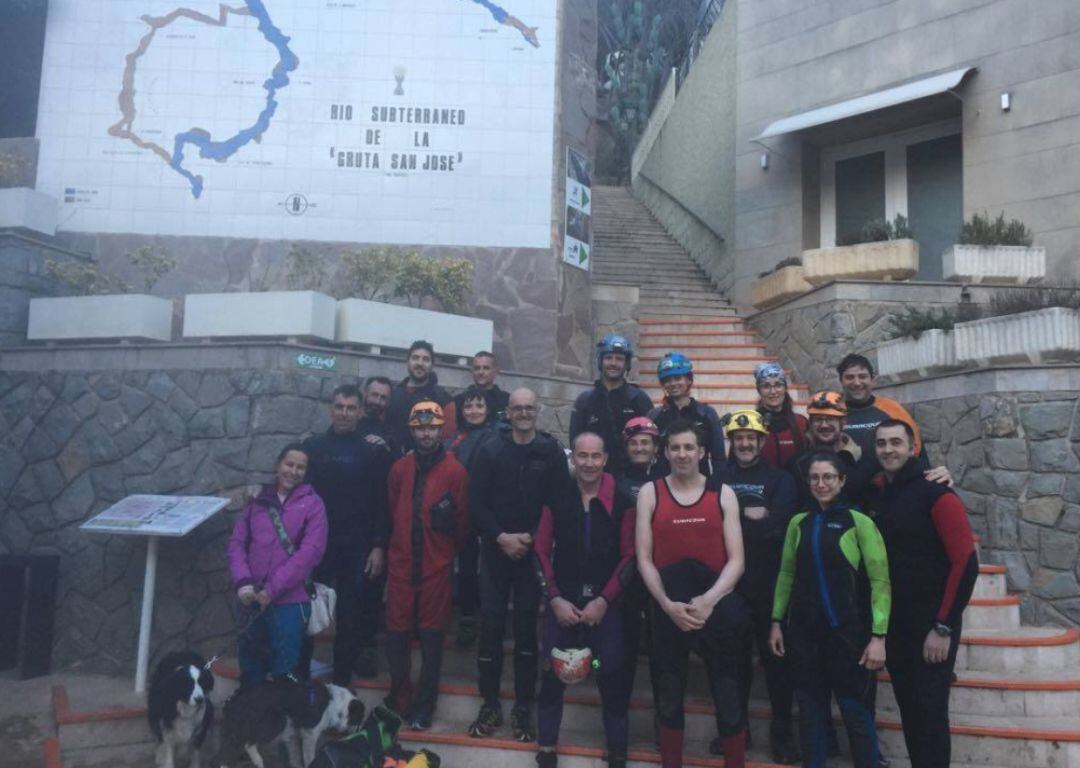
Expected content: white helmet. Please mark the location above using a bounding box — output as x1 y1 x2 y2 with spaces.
550 646 593 685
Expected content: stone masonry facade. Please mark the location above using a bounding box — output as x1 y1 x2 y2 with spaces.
915 389 1080 628
0 345 581 674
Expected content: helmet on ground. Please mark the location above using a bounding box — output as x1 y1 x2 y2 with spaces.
722 409 768 436
807 391 847 418
408 401 445 427
550 646 593 685
657 352 693 381
595 333 634 371
623 416 660 443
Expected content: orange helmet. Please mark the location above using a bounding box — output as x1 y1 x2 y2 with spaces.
807 391 847 418
408 401 445 427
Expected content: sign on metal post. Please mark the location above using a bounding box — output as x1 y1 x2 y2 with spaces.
81 495 229 691
564 147 593 271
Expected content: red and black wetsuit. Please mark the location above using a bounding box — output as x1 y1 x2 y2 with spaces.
758 405 808 469
384 446 469 720
869 458 977 768
649 477 749 768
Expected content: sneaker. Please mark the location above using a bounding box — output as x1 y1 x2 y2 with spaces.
511 704 536 742
354 648 377 679
878 756 891 768
409 712 433 731
468 703 503 738
457 616 478 648
536 750 558 768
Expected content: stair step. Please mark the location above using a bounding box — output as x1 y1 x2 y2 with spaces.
957 627 1080 673
964 596 1022 631
642 386 809 402
639 343 768 356
638 356 780 371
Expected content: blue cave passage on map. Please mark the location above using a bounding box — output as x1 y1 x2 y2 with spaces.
169 0 298 198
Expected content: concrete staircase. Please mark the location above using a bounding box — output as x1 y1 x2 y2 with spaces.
592 185 808 409
51 553 1080 768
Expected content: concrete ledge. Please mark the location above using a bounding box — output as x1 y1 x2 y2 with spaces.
876 364 1080 404
0 187 58 236
590 284 639 303
27 295 174 342
335 299 492 358
183 291 336 341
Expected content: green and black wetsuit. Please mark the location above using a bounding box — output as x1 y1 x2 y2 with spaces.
772 502 891 768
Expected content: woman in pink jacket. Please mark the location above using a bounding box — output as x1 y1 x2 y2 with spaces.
228 443 328 687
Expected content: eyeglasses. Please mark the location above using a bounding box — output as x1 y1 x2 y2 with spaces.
508 405 537 414
758 381 785 391
808 473 841 484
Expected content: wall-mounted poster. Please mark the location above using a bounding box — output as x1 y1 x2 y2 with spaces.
563 146 591 271
34 0 556 248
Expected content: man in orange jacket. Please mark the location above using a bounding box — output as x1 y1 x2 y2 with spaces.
385 401 470 730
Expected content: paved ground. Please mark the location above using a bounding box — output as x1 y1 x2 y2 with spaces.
0 673 56 768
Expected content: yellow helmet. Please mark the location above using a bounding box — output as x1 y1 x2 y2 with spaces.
723 409 768 436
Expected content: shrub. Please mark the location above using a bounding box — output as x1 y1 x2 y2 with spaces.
284 246 331 293
127 245 176 291
959 211 1033 247
340 246 400 301
838 213 912 245
885 306 955 340
45 258 130 295
758 256 802 278
339 247 474 312
985 284 1080 318
45 245 176 295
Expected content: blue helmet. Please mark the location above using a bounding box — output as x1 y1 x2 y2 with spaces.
596 333 634 372
657 352 693 381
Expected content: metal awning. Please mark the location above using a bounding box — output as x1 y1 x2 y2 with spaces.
752 67 975 141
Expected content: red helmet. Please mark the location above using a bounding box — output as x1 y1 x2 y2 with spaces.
550 646 593 685
622 416 659 443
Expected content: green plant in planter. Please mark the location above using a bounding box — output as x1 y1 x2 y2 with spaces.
285 245 327 292
959 211 1033 247
838 213 912 246
45 258 130 295
45 245 176 295
758 256 802 278
0 152 28 187
985 284 1080 318
127 245 176 291
885 306 955 340
341 246 400 301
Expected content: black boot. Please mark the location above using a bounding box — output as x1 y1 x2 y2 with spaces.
536 750 557 768
606 749 627 768
770 719 800 765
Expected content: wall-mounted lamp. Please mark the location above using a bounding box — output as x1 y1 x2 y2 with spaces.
1000 92 1011 112
760 152 769 170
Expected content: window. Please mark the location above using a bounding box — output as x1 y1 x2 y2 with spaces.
820 119 962 279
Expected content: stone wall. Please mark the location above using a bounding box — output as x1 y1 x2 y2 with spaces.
0 342 586 674
879 367 1080 628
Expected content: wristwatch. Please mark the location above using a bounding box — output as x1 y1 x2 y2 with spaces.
932 622 952 637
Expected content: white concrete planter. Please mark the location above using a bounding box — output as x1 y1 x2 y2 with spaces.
336 299 493 359
802 239 919 284
942 244 1046 284
27 294 173 341
751 266 812 309
955 307 1080 366
0 187 58 236
182 291 336 341
876 329 958 381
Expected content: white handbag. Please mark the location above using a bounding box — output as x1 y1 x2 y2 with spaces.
306 581 337 636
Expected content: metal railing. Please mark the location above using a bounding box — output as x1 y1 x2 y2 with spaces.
673 0 727 91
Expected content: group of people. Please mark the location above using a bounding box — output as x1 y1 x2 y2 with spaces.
226 333 978 768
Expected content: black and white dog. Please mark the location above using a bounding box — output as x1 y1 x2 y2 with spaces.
216 679 365 768
148 651 216 768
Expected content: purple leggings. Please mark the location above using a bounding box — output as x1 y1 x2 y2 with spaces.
537 606 630 752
